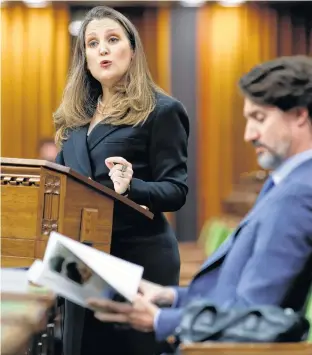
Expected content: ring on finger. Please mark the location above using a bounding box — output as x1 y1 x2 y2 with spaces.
121 165 127 173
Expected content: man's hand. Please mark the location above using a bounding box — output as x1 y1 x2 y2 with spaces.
128 294 159 332
87 295 159 333
139 279 175 306
87 298 132 323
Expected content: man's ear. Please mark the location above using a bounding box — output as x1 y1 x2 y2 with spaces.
295 107 309 126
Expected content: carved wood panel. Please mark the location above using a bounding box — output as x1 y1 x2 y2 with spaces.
41 174 61 236
1 174 40 186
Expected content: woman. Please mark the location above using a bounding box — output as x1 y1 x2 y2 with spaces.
54 6 189 355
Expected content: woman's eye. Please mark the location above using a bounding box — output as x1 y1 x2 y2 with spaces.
108 37 119 44
88 40 98 48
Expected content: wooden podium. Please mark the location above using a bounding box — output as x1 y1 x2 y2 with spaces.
1 157 153 268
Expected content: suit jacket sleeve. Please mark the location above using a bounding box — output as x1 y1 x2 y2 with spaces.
172 286 188 307
153 286 188 341
155 308 184 341
226 184 312 308
128 100 189 212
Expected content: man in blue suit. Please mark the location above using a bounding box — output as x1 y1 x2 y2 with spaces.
88 55 312 344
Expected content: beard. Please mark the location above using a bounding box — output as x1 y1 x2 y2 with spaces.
257 151 283 170
254 140 291 170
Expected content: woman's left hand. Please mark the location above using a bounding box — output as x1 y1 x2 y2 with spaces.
105 157 133 195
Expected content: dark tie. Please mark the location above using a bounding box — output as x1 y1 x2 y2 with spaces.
256 175 275 202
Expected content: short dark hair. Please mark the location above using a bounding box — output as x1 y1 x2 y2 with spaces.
238 55 312 119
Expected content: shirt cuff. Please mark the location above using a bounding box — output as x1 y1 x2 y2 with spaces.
171 289 178 308
154 308 161 331
153 289 179 339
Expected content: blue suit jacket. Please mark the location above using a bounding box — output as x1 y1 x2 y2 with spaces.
156 158 312 341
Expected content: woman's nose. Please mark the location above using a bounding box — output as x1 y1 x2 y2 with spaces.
99 46 109 56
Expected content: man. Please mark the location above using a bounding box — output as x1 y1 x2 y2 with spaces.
88 55 312 344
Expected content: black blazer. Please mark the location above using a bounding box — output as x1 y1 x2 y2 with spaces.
56 92 189 245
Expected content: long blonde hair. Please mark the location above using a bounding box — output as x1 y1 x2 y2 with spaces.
54 6 164 146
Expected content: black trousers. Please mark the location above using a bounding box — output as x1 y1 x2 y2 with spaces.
80 312 160 355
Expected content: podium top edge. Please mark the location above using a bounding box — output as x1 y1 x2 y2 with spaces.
1 157 69 171
0 157 154 220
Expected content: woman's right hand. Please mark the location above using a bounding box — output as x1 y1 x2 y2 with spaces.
138 279 175 306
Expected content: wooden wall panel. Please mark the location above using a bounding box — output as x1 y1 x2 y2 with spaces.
141 8 158 82
156 7 175 227
129 6 171 90
156 7 171 94
23 10 41 159
1 3 70 159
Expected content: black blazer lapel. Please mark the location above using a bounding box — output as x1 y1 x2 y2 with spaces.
72 126 92 178
87 124 121 151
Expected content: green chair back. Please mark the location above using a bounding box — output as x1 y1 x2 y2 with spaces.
199 219 233 256
306 292 312 342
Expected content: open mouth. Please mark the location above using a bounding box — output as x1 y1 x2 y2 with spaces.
100 60 112 67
